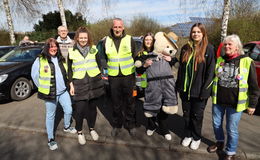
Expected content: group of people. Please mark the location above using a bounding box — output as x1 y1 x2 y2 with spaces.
30 18 259 160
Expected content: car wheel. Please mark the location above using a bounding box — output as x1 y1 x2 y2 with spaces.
10 77 32 101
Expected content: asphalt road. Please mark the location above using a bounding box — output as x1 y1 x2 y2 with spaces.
0 93 259 160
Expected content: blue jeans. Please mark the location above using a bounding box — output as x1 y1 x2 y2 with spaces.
45 91 72 141
212 104 242 155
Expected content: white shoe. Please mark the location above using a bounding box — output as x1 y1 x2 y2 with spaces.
182 137 192 147
90 130 99 141
146 129 155 136
78 133 86 145
64 127 77 134
164 134 172 141
190 139 201 150
48 139 58 150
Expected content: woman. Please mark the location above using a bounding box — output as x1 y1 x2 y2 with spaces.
68 27 104 145
176 23 215 150
207 34 259 160
136 33 178 140
31 38 76 151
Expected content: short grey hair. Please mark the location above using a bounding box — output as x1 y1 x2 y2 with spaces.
57 25 68 32
223 34 244 55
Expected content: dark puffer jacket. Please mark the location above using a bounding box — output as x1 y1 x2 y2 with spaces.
176 43 216 99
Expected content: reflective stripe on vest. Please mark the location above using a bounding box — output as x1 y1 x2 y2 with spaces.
38 58 53 94
135 51 148 88
212 57 252 112
105 35 135 76
68 45 100 79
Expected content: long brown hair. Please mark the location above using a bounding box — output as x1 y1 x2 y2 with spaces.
137 32 155 57
41 38 64 62
182 23 208 71
74 26 93 47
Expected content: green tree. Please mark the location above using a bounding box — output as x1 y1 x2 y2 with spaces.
33 10 87 32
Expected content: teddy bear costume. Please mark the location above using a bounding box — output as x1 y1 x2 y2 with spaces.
135 32 179 137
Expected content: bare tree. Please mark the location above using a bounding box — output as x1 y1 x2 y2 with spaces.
178 0 232 41
221 0 231 41
2 0 42 44
3 0 15 44
57 0 67 27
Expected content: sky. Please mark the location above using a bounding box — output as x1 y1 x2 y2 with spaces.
0 0 218 32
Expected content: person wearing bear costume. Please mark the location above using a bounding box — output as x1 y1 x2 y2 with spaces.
135 32 178 141
176 23 215 150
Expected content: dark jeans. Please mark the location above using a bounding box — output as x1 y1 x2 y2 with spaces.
147 109 169 135
74 98 99 132
180 93 207 140
109 74 136 129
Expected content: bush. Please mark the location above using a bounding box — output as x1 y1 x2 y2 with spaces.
127 15 167 36
0 30 11 45
208 13 260 47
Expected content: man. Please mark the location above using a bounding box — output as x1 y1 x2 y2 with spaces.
100 18 137 137
19 35 34 46
56 26 74 61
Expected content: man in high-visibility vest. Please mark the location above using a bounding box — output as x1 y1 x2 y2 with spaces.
100 18 137 137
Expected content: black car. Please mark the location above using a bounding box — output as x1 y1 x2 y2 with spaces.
0 46 16 58
0 43 44 101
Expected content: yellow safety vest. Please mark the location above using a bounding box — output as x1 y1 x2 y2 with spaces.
105 35 135 76
68 45 100 79
212 57 252 112
38 57 67 95
135 51 148 88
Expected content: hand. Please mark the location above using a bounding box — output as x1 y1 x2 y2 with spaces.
163 55 172 62
247 108 255 116
70 82 75 96
143 59 153 68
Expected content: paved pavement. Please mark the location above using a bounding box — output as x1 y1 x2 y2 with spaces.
0 93 260 160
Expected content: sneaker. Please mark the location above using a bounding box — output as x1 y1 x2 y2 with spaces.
146 129 155 136
64 127 77 134
78 133 86 145
181 137 192 147
111 128 121 137
164 134 172 141
90 130 99 141
48 139 58 150
190 139 201 150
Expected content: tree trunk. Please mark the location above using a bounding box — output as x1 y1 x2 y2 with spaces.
220 0 231 42
3 0 16 45
57 0 67 28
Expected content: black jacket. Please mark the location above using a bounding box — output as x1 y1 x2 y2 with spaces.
176 43 216 99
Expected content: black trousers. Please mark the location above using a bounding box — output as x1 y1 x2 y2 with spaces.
147 109 169 135
108 74 136 129
180 93 207 140
74 98 99 132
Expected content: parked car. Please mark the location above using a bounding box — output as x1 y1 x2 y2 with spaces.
244 41 260 86
0 46 16 58
0 43 44 101
243 41 260 115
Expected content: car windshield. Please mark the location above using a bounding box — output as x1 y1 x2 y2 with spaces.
0 48 41 62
